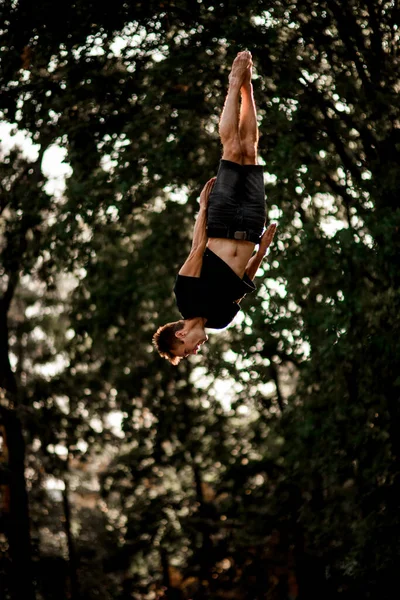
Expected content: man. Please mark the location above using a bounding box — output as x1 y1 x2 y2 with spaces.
153 51 277 365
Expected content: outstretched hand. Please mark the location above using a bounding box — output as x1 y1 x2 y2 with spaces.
258 223 277 256
199 177 216 209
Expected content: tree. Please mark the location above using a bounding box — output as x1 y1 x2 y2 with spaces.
2 0 400 598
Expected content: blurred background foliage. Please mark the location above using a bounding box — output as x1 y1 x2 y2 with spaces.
1 0 400 598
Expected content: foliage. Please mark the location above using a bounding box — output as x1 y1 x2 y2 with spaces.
1 0 400 598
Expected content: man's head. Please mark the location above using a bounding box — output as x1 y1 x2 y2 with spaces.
152 318 208 365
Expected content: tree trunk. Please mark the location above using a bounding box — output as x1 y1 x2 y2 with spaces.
1 405 36 600
0 298 35 600
192 461 214 597
160 546 182 599
62 473 80 600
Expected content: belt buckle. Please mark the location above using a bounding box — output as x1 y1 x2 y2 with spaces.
233 230 247 240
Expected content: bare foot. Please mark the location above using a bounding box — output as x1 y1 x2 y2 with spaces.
229 50 252 87
241 60 253 89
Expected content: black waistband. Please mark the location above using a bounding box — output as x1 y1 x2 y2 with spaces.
206 226 261 244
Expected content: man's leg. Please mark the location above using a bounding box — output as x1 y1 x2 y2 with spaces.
239 57 259 165
238 55 266 240
219 51 252 164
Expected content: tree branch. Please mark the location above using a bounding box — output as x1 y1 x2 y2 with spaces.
326 0 372 91
2 271 19 313
364 0 385 82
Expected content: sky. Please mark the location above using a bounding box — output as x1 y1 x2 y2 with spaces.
0 121 72 197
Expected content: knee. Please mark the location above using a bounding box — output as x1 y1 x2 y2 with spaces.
240 141 257 165
222 139 242 164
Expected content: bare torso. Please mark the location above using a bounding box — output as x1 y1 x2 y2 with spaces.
207 238 255 278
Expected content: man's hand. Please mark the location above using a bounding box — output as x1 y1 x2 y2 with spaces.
258 223 277 256
199 177 216 209
243 223 277 282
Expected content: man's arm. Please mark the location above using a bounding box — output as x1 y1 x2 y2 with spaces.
178 178 216 277
247 223 277 280
236 223 277 301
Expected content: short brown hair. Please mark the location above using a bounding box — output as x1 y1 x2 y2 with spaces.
152 321 184 365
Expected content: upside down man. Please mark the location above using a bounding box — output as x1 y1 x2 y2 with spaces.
153 51 277 364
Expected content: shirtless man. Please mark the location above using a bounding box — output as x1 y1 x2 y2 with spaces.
153 51 276 365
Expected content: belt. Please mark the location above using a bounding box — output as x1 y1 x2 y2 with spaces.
206 226 261 244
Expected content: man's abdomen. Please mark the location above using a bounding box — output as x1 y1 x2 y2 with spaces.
207 238 255 278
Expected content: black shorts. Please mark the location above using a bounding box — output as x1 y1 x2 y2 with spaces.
206 159 266 244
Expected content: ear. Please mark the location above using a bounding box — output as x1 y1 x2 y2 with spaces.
175 329 187 340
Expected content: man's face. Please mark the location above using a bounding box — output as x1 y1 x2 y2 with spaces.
173 327 208 358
